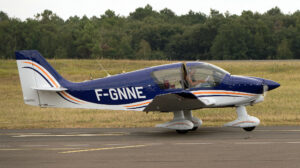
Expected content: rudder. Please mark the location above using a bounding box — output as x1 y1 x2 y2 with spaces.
15 50 69 106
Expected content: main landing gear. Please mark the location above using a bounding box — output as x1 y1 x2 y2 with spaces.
224 106 260 132
157 106 259 134
156 110 202 134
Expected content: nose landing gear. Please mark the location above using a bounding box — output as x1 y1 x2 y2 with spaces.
224 106 260 132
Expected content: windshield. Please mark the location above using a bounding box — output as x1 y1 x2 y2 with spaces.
151 62 228 90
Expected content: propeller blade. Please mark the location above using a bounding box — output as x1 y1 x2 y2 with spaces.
263 85 269 96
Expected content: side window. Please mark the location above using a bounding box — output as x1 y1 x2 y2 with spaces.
152 68 183 89
186 64 226 88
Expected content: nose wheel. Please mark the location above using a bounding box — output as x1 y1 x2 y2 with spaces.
243 126 256 132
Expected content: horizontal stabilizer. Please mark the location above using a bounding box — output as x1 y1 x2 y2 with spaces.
31 87 67 91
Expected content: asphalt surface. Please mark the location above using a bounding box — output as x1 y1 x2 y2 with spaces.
1 126 300 168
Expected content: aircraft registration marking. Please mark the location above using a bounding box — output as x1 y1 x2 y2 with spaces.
95 87 146 101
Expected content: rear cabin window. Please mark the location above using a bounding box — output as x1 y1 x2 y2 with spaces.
152 67 183 90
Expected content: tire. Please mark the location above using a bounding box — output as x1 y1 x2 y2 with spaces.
190 127 198 131
176 130 189 134
243 126 256 132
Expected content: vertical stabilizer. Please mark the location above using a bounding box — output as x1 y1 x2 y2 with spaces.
15 50 69 106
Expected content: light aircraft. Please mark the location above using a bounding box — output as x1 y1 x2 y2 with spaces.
16 50 280 133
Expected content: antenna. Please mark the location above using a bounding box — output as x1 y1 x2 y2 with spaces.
96 59 111 77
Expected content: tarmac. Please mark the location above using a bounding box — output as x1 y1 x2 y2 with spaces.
1 126 300 168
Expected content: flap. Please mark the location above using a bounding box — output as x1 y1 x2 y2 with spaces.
144 91 207 112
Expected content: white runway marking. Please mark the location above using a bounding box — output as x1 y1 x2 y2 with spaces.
21 145 49 147
286 142 300 144
104 144 126 146
41 148 80 151
175 142 213 145
0 148 25 151
0 133 49 136
0 148 80 151
145 143 164 145
59 144 148 154
0 141 298 153
12 132 127 137
257 130 300 132
235 142 275 145
0 145 11 148
234 141 300 145
64 144 90 147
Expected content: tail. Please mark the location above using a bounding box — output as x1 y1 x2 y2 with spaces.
16 50 70 106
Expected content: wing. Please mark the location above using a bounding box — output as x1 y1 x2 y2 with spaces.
144 91 212 112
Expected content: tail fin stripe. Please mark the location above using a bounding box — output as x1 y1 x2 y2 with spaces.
61 91 83 104
124 101 151 108
22 67 54 87
22 66 80 105
57 92 79 104
24 61 59 88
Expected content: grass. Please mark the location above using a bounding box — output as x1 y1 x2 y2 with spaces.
0 59 299 129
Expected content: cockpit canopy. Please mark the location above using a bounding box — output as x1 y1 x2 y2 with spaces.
151 62 229 90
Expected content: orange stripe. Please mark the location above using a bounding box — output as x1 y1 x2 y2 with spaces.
193 91 254 96
61 91 82 103
125 101 151 108
24 61 59 88
23 61 83 104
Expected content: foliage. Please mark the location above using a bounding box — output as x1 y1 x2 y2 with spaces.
0 6 300 60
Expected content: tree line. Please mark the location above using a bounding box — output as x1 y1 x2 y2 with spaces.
0 5 299 60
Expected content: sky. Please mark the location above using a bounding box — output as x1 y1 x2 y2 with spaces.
0 0 299 20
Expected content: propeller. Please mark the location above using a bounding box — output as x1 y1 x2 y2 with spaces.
263 84 269 97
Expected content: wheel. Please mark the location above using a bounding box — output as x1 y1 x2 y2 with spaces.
243 126 256 132
176 130 189 134
190 127 198 131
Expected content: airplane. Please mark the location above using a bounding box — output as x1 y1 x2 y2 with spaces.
15 50 280 134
